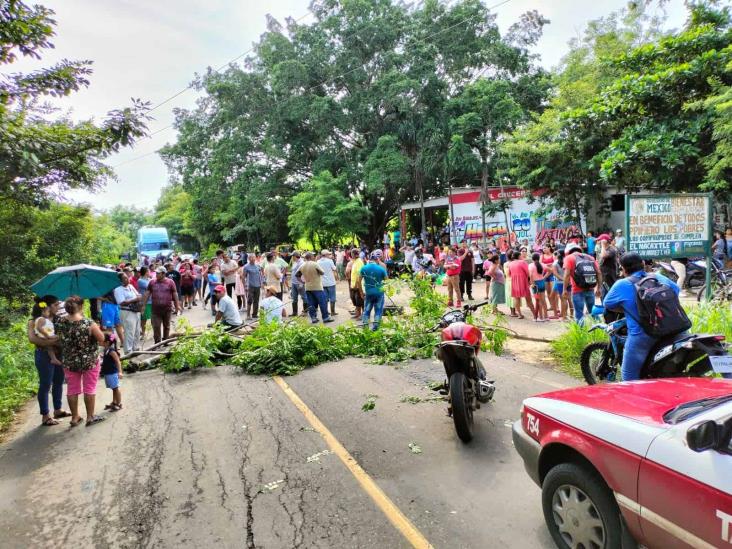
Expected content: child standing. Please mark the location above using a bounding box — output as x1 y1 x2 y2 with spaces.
101 333 123 411
32 300 62 366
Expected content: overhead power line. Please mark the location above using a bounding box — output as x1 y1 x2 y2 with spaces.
114 0 512 169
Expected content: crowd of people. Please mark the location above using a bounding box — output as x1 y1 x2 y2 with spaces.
397 230 627 323
30 221 732 427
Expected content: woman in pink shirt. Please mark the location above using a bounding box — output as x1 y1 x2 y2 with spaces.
507 254 534 320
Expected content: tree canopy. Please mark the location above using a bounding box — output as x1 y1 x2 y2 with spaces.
503 2 732 224
162 0 549 247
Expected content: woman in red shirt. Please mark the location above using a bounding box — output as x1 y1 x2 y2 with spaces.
507 253 535 320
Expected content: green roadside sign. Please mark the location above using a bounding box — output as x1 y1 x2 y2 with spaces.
625 193 712 259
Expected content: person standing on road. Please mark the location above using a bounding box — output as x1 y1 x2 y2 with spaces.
458 247 474 301
360 252 388 330
299 252 333 324
335 246 346 279
507 252 534 320
143 267 182 343
165 262 182 301
27 295 72 426
290 252 307 316
563 243 602 323
192 258 203 305
55 295 106 427
348 249 364 319
234 259 247 311
264 253 283 300
243 254 262 319
220 253 239 298
318 249 339 317
114 272 141 355
137 266 152 343
485 255 505 314
443 247 461 307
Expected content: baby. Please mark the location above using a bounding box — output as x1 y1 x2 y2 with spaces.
32 299 62 366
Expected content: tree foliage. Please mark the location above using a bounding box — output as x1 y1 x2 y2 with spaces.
162 0 548 246
504 2 732 222
288 171 368 249
0 1 149 203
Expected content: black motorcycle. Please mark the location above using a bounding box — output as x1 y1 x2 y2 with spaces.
432 302 496 443
581 314 728 384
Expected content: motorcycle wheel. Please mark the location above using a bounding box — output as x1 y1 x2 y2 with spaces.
580 342 614 385
449 372 474 443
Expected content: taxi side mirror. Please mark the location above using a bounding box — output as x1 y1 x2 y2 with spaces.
687 420 721 452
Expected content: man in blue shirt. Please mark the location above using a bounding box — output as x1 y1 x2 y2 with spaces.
360 251 388 331
603 252 679 381
586 231 596 257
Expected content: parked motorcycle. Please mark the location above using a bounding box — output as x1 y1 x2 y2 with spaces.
580 312 729 384
432 302 496 442
654 258 724 290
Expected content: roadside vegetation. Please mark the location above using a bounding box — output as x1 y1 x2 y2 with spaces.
550 302 732 380
0 314 36 434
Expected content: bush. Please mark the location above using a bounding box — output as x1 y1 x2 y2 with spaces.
0 320 37 432
550 320 608 379
688 303 732 341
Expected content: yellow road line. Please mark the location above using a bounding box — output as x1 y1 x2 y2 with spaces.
273 376 434 549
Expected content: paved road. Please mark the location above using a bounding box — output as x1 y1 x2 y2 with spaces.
0 341 578 548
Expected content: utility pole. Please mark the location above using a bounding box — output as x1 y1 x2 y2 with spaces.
444 157 456 245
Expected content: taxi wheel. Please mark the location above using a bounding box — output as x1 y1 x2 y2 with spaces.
542 462 622 549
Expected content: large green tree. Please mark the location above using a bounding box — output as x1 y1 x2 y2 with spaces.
504 2 732 223
162 0 548 246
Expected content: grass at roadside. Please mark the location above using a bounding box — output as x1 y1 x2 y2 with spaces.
550 321 608 379
0 320 37 433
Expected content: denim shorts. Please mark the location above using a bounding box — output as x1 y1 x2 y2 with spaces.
324 285 337 303
104 373 120 390
532 280 546 294
554 282 564 295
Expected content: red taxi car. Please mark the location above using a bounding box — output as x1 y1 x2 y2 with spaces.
513 378 732 549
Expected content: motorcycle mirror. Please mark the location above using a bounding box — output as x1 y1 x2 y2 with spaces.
687 420 721 452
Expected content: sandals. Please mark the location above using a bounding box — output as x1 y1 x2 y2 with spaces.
53 410 72 419
86 416 106 426
105 403 123 412
42 417 60 426
70 417 84 428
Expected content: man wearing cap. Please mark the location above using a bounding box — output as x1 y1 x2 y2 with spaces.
260 285 286 324
563 243 602 323
290 252 307 316
597 233 619 299
318 250 339 316
143 266 182 343
214 285 242 327
298 252 333 324
360 251 389 330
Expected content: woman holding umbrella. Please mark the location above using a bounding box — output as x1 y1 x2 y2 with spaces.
26 295 72 426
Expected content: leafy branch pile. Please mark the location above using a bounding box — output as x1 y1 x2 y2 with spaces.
162 278 508 376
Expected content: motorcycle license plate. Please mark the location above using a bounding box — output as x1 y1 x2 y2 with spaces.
653 345 673 362
709 355 732 374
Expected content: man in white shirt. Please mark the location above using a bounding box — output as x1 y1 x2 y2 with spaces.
317 249 339 316
220 253 239 298
214 285 242 327
260 285 286 324
114 272 141 355
401 245 415 272
290 252 307 316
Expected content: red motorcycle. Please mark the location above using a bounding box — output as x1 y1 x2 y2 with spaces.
433 302 496 442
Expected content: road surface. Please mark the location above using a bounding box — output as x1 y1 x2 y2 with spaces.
0 335 578 548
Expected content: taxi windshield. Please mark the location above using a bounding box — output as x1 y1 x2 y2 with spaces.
663 395 732 424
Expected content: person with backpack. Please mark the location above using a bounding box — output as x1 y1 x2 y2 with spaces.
603 252 684 381
562 243 602 323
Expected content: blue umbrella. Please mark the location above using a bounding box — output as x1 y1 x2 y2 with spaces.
31 264 121 300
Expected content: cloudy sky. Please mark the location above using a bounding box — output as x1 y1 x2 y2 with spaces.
16 0 688 210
